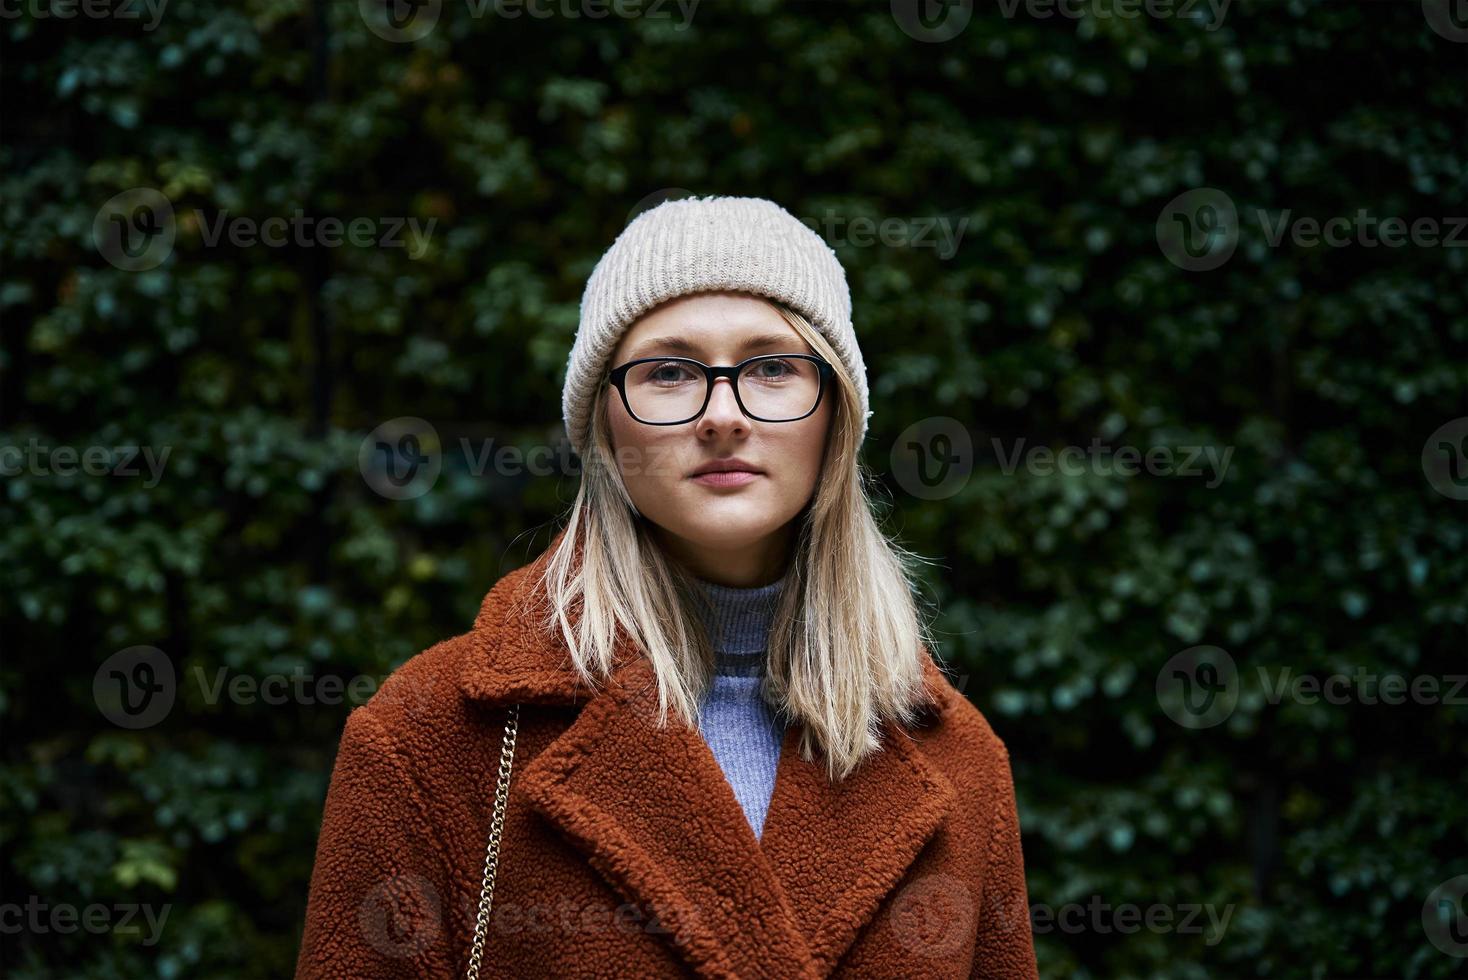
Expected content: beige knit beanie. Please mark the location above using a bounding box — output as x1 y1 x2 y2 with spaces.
561 195 871 456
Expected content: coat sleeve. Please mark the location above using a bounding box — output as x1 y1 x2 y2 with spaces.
295 705 461 979
971 745 1039 980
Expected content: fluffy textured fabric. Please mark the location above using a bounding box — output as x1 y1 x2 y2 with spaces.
690 573 789 840
561 195 873 456
295 530 1039 978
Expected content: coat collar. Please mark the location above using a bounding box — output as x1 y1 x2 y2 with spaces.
458 533 959 978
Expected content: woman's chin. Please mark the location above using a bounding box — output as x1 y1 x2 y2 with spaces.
668 514 788 552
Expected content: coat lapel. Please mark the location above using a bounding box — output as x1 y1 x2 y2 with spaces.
514 655 819 978
459 548 958 978
758 699 956 975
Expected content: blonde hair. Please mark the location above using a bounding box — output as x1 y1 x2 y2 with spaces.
536 298 939 782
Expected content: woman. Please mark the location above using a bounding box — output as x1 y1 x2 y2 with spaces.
295 196 1039 979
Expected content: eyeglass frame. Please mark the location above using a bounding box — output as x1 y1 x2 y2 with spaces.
604 353 836 427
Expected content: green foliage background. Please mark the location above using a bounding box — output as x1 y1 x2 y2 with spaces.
2 0 1464 976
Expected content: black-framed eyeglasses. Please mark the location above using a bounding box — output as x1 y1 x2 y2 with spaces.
605 353 834 426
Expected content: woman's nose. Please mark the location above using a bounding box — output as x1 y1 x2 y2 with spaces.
698 377 750 431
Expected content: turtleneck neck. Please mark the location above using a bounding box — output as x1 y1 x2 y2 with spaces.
690 573 787 677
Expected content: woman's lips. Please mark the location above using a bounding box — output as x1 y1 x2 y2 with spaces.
690 470 762 488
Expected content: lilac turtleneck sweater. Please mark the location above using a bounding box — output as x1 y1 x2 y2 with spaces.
690 572 788 840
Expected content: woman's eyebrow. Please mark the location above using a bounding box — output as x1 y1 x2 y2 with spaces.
627 333 799 360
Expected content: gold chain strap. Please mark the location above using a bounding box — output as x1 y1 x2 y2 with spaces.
465 703 521 980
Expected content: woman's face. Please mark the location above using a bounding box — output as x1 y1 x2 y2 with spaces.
605 291 833 586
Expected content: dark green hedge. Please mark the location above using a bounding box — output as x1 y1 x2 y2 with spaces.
2 0 1464 976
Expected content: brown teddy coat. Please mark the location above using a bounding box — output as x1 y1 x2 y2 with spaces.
294 533 1039 978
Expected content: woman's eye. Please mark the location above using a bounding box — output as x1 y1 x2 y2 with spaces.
650 363 694 383
755 360 792 378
